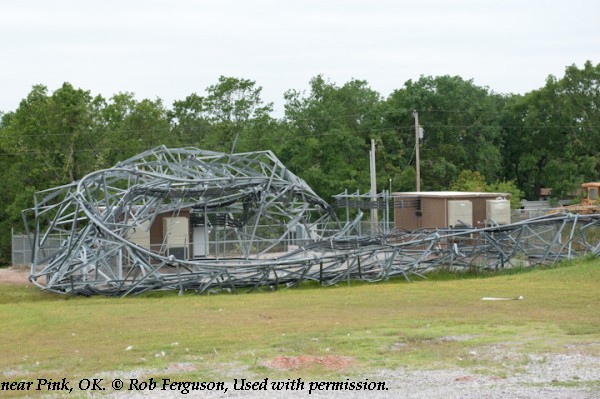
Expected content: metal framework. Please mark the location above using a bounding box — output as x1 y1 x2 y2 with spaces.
24 146 600 296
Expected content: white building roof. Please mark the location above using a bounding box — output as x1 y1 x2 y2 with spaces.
393 191 510 198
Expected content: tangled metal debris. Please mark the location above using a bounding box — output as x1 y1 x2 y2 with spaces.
24 146 600 296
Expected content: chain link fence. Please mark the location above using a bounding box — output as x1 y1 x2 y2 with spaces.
11 232 65 267
7 216 551 266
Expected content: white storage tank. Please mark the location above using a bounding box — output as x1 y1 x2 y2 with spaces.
486 199 511 226
448 200 473 228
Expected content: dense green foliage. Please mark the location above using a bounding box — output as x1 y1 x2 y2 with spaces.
0 61 599 264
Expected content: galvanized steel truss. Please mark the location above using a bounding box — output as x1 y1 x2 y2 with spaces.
23 147 600 296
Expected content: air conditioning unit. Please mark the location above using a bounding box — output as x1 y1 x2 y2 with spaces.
125 220 151 249
448 200 473 228
163 216 189 260
486 199 511 226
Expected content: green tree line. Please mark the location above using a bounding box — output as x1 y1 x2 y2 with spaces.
1 62 599 264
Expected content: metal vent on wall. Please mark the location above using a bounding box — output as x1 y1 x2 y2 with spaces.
167 247 186 260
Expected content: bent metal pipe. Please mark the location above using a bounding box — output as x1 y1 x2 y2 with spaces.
23 147 600 296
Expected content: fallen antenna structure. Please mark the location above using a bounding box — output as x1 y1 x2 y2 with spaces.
24 146 600 296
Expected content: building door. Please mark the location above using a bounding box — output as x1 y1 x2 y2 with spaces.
193 225 208 258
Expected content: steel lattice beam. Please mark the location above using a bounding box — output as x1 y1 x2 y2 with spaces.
23 146 600 296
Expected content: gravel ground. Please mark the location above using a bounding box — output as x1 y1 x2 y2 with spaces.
107 352 600 399
0 266 30 284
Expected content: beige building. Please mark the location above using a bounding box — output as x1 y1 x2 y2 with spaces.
393 191 511 230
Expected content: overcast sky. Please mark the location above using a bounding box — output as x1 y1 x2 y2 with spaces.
1 0 598 115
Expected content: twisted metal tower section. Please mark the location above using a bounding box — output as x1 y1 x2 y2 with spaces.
23 146 600 296
24 146 341 295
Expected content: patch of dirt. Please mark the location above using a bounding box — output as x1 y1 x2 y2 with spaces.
0 267 30 285
263 355 354 370
165 362 197 373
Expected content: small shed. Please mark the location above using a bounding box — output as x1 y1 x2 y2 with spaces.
393 191 511 230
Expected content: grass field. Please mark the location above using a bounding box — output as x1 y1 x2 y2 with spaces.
0 258 599 391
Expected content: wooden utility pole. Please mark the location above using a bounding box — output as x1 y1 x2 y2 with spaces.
413 111 421 192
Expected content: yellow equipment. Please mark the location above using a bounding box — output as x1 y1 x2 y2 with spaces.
549 182 600 214
580 182 600 207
